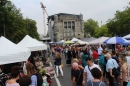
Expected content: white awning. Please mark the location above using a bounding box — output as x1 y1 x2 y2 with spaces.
17 35 47 51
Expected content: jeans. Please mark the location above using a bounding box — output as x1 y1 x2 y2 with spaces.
107 72 115 86
76 85 83 86
56 65 63 76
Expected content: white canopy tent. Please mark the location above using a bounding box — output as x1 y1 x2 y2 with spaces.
122 34 130 39
77 40 89 45
17 35 47 51
89 37 109 45
71 38 79 42
60 40 65 42
0 36 31 65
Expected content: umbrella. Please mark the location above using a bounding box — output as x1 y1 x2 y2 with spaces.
104 37 128 44
64 41 74 44
122 41 130 45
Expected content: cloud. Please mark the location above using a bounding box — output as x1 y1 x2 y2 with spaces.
11 0 130 34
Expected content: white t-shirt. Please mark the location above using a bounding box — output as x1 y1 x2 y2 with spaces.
84 64 101 82
98 47 103 55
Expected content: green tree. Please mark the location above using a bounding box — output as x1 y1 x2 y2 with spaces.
0 0 39 43
107 5 130 36
94 25 112 37
84 18 99 36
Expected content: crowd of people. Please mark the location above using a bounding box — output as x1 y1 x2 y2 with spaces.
51 44 130 86
1 43 130 86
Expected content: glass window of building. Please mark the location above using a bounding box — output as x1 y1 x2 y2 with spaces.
72 21 75 30
64 22 67 28
68 21 71 28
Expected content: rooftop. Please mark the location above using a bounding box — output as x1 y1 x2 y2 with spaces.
49 13 79 17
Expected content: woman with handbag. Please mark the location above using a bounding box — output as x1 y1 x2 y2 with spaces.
72 62 83 86
54 52 64 78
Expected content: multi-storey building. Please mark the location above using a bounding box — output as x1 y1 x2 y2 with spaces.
48 13 84 42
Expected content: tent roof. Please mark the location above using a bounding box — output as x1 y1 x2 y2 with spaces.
0 36 31 65
89 37 109 45
78 40 89 44
81 37 97 42
17 35 47 51
71 38 79 42
122 34 130 39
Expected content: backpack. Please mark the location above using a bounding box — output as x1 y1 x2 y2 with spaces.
33 72 43 86
98 55 105 66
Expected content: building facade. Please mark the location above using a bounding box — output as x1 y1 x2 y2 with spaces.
48 13 84 42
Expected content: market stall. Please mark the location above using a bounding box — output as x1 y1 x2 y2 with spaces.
0 36 31 65
17 35 47 51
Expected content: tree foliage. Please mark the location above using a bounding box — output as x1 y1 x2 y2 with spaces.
107 5 130 36
0 0 39 43
84 18 99 36
94 24 111 38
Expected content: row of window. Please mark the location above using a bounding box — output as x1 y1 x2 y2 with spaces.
64 21 75 28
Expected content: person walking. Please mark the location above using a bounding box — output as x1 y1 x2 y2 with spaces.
6 66 20 86
105 53 119 86
82 50 88 68
66 48 72 65
19 75 31 86
72 62 83 86
87 68 106 86
118 55 128 86
54 52 64 78
26 63 43 86
64 47 68 59
82 57 101 86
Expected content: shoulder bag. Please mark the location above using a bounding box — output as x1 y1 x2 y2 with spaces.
111 60 120 78
73 69 81 86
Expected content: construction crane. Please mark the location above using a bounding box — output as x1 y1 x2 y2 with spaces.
40 2 48 36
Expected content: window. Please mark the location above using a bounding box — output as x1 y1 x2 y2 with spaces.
78 34 80 36
64 22 67 28
72 21 75 31
68 21 71 28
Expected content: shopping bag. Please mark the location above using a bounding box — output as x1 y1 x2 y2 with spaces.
61 63 64 69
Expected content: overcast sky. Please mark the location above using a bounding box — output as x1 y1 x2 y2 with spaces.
12 0 129 34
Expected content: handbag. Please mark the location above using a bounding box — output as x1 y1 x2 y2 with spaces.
111 60 120 78
66 59 70 64
73 70 81 86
